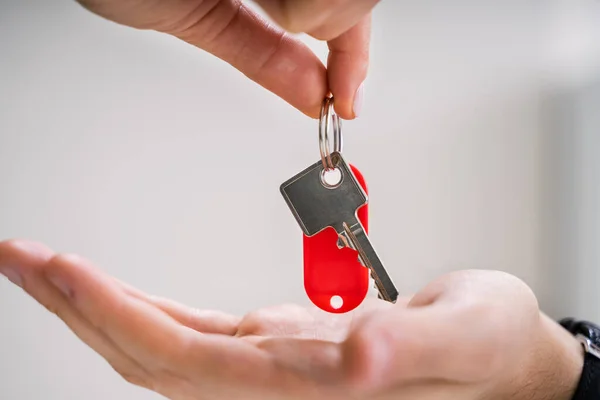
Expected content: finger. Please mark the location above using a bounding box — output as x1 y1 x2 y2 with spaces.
168 1 327 118
42 252 278 384
0 240 152 388
256 338 344 383
236 301 383 343
327 15 371 119
115 279 241 335
139 296 241 336
1 241 279 389
37 252 199 369
237 299 401 343
237 304 323 339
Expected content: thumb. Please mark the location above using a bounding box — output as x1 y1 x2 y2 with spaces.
341 303 504 391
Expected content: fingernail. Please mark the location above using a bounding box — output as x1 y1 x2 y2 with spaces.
0 266 23 287
47 274 73 298
353 82 365 118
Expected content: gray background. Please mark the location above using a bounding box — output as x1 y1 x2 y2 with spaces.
1 1 600 399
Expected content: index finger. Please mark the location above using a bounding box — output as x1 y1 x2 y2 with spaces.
37 252 267 375
170 1 328 118
41 253 200 369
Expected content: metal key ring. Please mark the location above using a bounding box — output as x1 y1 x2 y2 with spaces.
319 96 343 170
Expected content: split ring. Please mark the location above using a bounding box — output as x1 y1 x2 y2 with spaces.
319 96 343 170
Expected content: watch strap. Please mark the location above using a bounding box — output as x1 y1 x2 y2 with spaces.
559 318 600 400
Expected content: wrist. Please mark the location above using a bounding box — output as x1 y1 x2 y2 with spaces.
532 313 584 400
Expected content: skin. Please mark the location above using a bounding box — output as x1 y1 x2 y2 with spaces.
74 0 378 119
0 239 584 399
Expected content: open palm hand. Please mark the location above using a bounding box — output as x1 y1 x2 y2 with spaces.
0 240 583 400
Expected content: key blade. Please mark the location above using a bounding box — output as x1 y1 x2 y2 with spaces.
342 221 399 303
280 152 367 236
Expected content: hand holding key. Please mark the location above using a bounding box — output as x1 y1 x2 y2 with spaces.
75 0 376 119
0 240 582 400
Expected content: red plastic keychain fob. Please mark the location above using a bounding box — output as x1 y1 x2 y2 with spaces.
303 165 370 313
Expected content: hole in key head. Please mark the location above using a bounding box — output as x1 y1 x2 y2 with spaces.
321 168 342 188
330 295 344 309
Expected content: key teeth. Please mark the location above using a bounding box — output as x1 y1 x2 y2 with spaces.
370 272 379 284
355 240 386 298
369 271 384 298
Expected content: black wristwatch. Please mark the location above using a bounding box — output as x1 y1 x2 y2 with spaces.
559 318 600 400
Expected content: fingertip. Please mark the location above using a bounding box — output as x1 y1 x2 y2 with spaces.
0 240 55 286
331 82 364 120
0 239 54 263
332 99 354 120
329 78 365 120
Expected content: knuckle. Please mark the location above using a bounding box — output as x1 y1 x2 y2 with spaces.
0 239 23 254
0 239 53 267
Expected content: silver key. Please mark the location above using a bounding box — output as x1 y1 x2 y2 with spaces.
280 151 398 303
